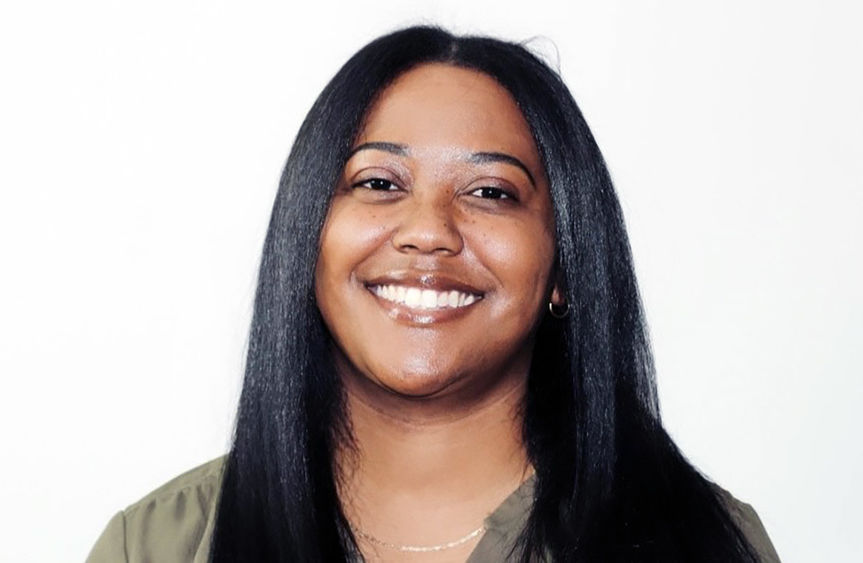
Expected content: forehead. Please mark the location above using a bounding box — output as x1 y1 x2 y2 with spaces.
356 63 539 161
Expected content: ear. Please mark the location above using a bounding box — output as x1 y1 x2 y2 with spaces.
550 282 566 307
549 267 567 306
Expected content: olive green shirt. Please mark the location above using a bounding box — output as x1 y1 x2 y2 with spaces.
86 456 780 562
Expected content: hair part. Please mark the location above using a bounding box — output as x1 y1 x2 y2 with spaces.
210 26 759 562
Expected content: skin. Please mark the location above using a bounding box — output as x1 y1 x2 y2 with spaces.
315 63 564 561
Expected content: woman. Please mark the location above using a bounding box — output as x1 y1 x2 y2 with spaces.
87 26 779 562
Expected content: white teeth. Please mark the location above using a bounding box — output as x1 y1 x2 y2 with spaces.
370 284 481 310
405 287 422 308
448 290 459 307
421 289 437 308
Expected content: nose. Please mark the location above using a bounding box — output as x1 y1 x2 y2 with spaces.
391 194 464 256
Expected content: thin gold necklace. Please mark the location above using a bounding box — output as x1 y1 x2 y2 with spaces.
351 523 486 553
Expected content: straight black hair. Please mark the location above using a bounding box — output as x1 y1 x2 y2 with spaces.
210 26 759 562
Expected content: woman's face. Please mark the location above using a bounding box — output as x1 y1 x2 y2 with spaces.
315 63 559 400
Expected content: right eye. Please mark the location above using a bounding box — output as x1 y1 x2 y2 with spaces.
353 178 398 191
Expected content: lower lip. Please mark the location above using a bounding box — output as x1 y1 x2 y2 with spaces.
365 287 482 325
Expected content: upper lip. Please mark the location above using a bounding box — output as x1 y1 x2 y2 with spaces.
363 271 485 296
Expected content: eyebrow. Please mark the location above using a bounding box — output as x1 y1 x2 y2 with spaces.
348 142 536 188
348 142 409 158
467 152 536 187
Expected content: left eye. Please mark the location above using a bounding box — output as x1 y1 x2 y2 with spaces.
470 187 514 200
355 178 397 191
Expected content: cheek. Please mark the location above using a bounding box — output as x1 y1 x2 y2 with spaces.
316 201 390 283
472 219 556 294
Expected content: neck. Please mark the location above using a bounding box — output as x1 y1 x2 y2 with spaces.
335 369 533 556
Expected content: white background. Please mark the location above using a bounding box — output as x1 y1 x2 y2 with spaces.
1 1 860 561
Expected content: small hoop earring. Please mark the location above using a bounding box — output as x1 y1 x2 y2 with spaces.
548 301 569 319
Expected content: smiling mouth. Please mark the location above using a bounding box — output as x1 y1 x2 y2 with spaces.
368 284 483 311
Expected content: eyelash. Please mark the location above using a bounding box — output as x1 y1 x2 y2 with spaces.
470 186 514 201
352 178 517 201
355 178 398 192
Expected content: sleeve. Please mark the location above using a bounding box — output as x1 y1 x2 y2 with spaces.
728 500 782 562
85 510 128 563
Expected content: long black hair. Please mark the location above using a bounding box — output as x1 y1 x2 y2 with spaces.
210 26 759 562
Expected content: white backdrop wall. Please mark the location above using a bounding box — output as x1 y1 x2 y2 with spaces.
1 1 860 561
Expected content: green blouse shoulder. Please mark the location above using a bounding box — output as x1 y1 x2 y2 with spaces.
86 457 225 563
86 457 779 562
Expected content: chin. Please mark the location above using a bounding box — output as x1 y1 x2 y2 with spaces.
373 366 461 399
